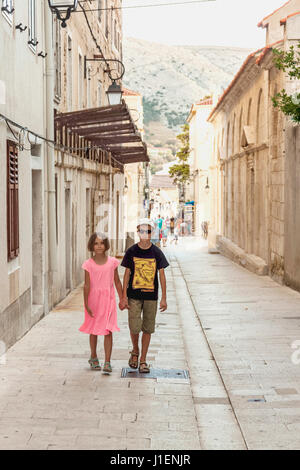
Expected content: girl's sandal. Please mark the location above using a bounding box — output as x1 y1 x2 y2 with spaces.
88 357 101 370
103 362 112 373
128 351 139 369
139 362 150 374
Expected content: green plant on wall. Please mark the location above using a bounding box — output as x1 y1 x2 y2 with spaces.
272 42 300 123
168 123 190 186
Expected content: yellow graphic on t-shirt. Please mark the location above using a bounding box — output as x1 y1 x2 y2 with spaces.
132 257 156 291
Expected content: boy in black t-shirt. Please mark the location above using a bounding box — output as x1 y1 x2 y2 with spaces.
120 218 169 373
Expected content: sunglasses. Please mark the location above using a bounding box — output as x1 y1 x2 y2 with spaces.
138 229 152 234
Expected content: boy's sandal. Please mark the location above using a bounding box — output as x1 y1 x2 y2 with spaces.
88 358 101 370
103 362 112 373
139 362 150 374
128 351 139 369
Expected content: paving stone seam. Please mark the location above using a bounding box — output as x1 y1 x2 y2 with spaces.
171 251 248 450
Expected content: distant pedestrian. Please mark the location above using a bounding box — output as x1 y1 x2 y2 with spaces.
151 220 161 247
162 224 169 247
170 217 175 235
180 221 187 236
156 214 163 231
80 232 123 373
120 218 169 373
170 226 179 245
155 214 164 240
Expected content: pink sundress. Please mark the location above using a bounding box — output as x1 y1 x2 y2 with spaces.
79 256 120 335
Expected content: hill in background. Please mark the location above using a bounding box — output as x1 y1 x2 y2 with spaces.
123 37 252 151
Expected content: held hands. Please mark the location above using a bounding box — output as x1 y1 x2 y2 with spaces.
119 297 129 311
160 297 167 312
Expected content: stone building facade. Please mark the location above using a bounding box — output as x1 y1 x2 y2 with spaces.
122 87 146 247
0 0 49 349
187 97 215 237
51 1 125 305
208 0 300 291
0 0 149 350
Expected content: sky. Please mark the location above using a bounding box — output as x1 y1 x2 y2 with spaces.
123 0 287 49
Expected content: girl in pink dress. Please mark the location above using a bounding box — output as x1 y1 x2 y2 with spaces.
80 232 123 373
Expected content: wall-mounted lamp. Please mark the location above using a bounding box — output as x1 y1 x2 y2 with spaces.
48 0 78 28
106 80 123 106
84 56 125 106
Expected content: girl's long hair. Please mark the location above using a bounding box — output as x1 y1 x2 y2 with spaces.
87 232 110 252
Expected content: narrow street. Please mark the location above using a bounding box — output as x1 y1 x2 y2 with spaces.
1 238 300 450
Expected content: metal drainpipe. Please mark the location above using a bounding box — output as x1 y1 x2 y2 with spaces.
44 2 57 290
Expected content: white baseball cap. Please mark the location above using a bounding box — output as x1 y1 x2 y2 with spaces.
137 218 155 230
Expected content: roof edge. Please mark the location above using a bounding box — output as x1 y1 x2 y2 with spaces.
257 0 291 27
207 40 283 122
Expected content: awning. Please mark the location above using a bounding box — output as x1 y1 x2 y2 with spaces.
54 101 149 165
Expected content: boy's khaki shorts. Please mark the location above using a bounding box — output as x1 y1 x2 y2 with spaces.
128 298 158 334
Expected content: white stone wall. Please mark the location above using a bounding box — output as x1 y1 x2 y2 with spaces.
188 103 213 236
0 0 46 347
259 0 300 45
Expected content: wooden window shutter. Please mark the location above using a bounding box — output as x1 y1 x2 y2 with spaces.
7 140 19 261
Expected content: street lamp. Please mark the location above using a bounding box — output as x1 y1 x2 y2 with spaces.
106 80 123 106
48 0 78 28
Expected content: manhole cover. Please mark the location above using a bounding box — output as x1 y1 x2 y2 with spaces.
121 368 190 380
247 398 266 403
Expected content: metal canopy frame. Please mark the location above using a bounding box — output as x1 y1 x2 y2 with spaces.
54 101 149 165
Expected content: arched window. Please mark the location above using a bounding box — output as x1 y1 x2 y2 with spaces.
238 108 243 150
221 127 224 153
232 114 236 155
256 89 264 143
247 98 252 125
226 122 230 158
271 85 278 159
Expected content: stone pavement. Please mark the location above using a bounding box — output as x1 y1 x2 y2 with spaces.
172 237 300 450
1 237 300 450
0 251 202 450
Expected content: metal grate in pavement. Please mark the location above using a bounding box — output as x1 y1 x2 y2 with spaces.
221 300 257 304
121 368 190 380
247 398 266 403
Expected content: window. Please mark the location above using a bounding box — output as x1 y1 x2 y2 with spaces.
87 67 91 108
98 0 102 23
105 0 108 38
53 17 62 101
247 98 252 125
78 53 83 109
28 0 37 51
98 80 102 106
1 0 14 24
111 7 113 45
7 140 19 261
114 20 117 49
67 36 73 111
55 174 58 244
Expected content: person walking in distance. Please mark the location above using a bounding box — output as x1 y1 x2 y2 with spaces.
170 224 179 245
120 218 169 373
80 232 123 373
